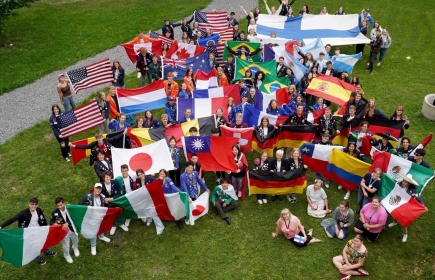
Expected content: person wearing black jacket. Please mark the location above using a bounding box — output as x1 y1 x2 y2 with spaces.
313 133 333 188
162 18 181 40
341 105 361 132
345 92 366 119
277 57 287 77
50 197 79 263
367 29 382 74
321 61 338 77
279 0 295 16
224 54 235 81
94 150 112 181
270 149 288 202
0 198 57 265
180 16 194 37
136 48 153 86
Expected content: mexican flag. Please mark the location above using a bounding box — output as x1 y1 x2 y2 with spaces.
0 225 68 267
371 152 434 194
379 174 427 227
110 179 189 221
66 205 122 239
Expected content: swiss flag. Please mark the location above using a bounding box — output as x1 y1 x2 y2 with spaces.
166 41 206 59
220 126 254 153
122 41 163 64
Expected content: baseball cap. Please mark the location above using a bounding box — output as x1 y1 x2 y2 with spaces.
365 8 370 12
94 183 102 188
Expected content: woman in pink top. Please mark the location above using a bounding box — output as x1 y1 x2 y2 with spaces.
353 196 387 242
272 208 321 247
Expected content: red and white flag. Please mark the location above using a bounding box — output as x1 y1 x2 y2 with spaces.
59 101 104 137
188 192 209 225
220 126 254 153
66 58 113 94
166 41 206 59
122 41 163 64
194 11 228 32
409 133 433 156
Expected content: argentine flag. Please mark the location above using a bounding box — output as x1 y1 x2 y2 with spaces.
332 53 362 74
281 51 308 84
298 37 328 60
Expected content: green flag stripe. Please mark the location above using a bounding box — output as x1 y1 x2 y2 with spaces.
66 204 88 233
0 228 24 267
111 193 140 220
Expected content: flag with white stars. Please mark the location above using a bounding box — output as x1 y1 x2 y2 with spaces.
66 58 113 94
59 101 104 137
162 52 211 79
150 31 173 46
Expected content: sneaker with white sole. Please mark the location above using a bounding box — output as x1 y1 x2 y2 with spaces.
402 233 408 242
91 246 96 256
157 230 163 235
68 153 72 156
110 226 116 235
262 199 267 204
388 221 397 228
73 248 80 257
341 275 351 280
325 183 330 188
119 224 129 232
357 268 369 276
257 199 263 205
36 258 46 265
286 194 292 202
377 62 381 66
367 62 369 66
125 219 131 227
337 185 342 190
344 191 350 200
65 255 73 263
64 157 71 162
99 236 111 243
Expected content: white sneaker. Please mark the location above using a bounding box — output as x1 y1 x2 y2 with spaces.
402 233 408 242
185 219 190 225
262 199 268 204
125 219 131 227
99 236 111 243
377 62 381 66
157 230 163 235
119 224 129 232
64 157 71 162
65 255 73 263
110 226 116 235
68 153 72 156
367 62 369 66
286 194 292 202
73 248 80 257
91 246 96 256
237 191 242 197
338 185 342 190
388 221 397 228
344 191 350 200
146 221 152 226
325 183 330 188
257 199 263 205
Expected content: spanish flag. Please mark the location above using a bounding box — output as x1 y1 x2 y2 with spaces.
249 169 307 195
306 74 355 106
223 41 261 62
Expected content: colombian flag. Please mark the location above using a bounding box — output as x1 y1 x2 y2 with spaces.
306 74 355 106
223 41 261 62
234 58 276 81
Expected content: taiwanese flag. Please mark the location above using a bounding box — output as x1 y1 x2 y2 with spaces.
182 136 239 172
249 169 307 195
276 125 318 149
121 41 163 64
220 126 254 153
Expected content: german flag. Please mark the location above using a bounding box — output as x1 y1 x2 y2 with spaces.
276 124 317 149
249 169 307 195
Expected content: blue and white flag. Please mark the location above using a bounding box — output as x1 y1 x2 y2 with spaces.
162 52 211 79
332 53 362 74
293 235 305 244
256 14 371 46
298 37 328 60
281 51 308 84
242 105 278 127
198 34 220 47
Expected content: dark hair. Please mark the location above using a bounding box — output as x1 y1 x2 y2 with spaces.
145 110 157 125
97 150 105 156
325 44 331 48
220 178 228 184
230 12 235 15
159 169 168 176
232 145 241 157
254 71 265 81
326 61 332 66
189 127 198 133
186 161 195 167
354 234 364 241
191 153 198 158
415 148 426 157
136 168 144 175
55 197 65 204
359 121 369 127
112 60 123 70
401 137 411 144
339 201 350 208
372 196 381 203
120 164 129 170
228 53 234 58
51 104 62 115
102 170 112 178
29 197 39 204
211 127 220 134
169 136 176 143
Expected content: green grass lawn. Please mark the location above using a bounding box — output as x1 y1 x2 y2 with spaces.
1 0 435 279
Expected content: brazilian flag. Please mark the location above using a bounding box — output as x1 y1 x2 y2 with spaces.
234 58 277 81
260 75 289 94
223 41 261 62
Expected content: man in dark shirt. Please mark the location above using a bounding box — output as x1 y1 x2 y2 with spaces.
367 29 382 74
408 148 430 168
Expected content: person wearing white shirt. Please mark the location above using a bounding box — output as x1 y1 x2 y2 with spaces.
115 164 136 228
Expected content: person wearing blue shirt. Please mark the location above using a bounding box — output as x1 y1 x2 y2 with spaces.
286 94 307 115
239 79 250 97
109 113 131 132
165 96 177 122
178 83 193 99
158 169 186 229
180 108 195 123
180 161 210 202
229 94 251 123
49 104 71 162
266 99 289 116
359 8 374 28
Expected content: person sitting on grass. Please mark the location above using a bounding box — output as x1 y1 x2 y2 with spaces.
306 179 332 218
212 178 239 225
354 196 387 242
332 234 369 279
324 201 355 240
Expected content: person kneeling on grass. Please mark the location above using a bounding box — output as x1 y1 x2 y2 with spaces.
212 179 239 225
272 208 322 247
332 234 369 279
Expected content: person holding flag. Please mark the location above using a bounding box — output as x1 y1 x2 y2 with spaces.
115 164 135 228
224 40 262 62
227 145 248 198
158 169 185 229
253 150 271 204
180 161 210 202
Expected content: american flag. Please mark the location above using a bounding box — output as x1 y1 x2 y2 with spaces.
150 31 173 46
194 11 228 32
66 59 113 94
59 101 104 137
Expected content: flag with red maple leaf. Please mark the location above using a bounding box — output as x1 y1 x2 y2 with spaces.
166 41 206 59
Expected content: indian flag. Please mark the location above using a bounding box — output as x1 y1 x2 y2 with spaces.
379 174 427 227
110 179 189 221
0 225 68 267
66 205 122 239
371 152 434 194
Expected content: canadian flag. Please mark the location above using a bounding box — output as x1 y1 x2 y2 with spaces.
166 41 206 59
122 42 163 64
220 126 254 153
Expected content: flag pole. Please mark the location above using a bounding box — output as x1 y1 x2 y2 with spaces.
122 130 126 149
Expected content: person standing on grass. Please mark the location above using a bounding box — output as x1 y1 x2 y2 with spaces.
115 164 135 228
356 169 382 213
148 55 162 83
50 197 79 264
96 92 110 134
57 74 76 112
168 137 181 186
94 150 112 182
332 234 369 279
366 29 382 74
378 29 392 66
180 161 210 202
50 104 71 162
313 133 333 188
111 60 125 88
272 208 322 247
158 169 185 229
0 198 57 265
136 48 153 86
227 145 248 198
253 150 271 204
78 183 111 255
212 178 239 225
107 85 120 120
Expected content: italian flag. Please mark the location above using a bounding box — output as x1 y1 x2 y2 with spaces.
371 151 434 194
66 205 122 239
110 179 189 221
0 225 68 267
379 174 427 227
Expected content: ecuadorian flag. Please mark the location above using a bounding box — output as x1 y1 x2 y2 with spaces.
223 41 261 62
234 58 277 81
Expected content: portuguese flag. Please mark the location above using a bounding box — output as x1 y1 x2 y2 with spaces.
0 225 68 267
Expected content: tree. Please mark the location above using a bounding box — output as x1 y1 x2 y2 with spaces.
0 0 39 35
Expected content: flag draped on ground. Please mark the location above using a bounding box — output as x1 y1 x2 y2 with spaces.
111 139 174 178
188 192 209 225
370 152 434 194
66 58 113 94
59 101 104 137
306 74 355 106
176 97 228 121
249 169 307 195
182 136 239 171
117 80 167 115
166 41 206 59
66 205 122 239
378 174 427 227
234 58 277 81
162 52 211 79
220 126 254 153
256 14 371 46
223 41 261 62
122 41 163 64
0 225 68 267
332 53 362 74
110 179 190 221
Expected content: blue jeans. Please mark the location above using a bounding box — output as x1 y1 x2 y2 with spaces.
326 223 349 240
90 234 105 247
141 71 152 87
34 248 50 262
256 194 266 200
379 48 388 62
231 176 243 192
62 95 76 112
357 188 372 211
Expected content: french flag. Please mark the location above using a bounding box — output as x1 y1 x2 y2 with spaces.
176 97 228 122
254 89 289 111
117 80 167 115
242 105 287 127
